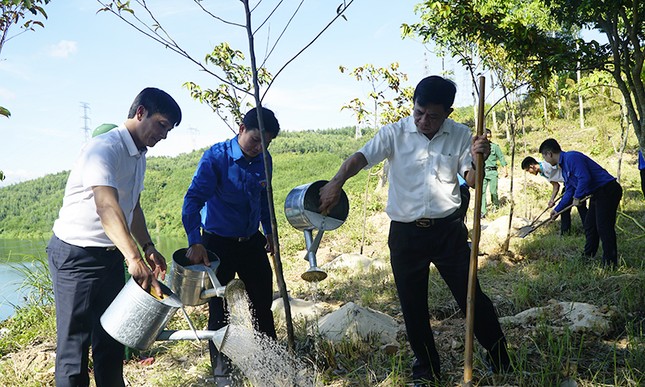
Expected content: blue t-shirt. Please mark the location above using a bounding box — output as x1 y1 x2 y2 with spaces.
182 136 271 246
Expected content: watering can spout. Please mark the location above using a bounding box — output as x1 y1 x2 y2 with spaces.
210 325 229 350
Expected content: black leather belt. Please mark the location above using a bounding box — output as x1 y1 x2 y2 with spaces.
410 211 462 228
85 245 117 251
204 230 251 242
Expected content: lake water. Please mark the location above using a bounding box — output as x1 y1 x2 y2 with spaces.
0 236 188 322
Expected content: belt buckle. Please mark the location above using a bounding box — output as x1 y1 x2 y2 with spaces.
106 246 117 251
237 236 250 242
415 219 432 228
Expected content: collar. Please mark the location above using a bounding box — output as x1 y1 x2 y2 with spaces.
558 151 566 168
117 125 146 158
231 135 245 161
409 116 451 138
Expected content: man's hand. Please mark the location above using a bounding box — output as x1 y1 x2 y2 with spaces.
143 246 167 281
265 235 275 255
186 243 210 266
471 134 490 160
128 258 162 296
549 209 560 221
573 198 580 206
319 180 343 215
547 199 556 208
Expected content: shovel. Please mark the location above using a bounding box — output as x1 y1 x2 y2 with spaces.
517 196 590 238
527 194 563 229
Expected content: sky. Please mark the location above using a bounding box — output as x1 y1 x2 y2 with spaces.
0 0 478 187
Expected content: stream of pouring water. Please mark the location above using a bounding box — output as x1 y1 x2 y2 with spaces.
221 286 318 386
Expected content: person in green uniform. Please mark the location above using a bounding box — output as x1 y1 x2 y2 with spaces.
482 129 507 218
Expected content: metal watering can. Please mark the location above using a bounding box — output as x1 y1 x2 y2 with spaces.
284 180 349 282
168 248 227 305
100 249 243 351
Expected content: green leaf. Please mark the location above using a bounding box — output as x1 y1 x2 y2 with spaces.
0 106 11 118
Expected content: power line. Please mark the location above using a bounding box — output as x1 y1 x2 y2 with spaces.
80 102 91 141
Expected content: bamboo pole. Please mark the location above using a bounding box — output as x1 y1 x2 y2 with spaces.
463 75 486 385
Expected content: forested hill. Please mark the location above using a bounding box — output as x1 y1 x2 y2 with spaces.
0 127 371 239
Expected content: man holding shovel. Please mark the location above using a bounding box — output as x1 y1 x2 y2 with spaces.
521 156 588 235
182 107 280 386
539 139 623 267
319 76 510 386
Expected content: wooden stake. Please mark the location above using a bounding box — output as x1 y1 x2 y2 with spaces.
463 75 486 385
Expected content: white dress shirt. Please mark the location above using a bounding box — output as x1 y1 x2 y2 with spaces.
359 116 473 222
53 125 147 247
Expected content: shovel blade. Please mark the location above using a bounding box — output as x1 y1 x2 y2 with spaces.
516 225 536 238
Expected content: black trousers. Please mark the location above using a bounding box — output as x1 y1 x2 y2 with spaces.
583 180 623 265
389 219 505 380
47 234 125 387
640 168 645 199
560 202 588 235
202 231 276 376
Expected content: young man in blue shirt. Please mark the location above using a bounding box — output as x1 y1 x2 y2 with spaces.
182 107 280 385
539 139 623 267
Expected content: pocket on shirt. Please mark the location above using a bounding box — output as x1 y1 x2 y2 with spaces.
435 154 458 183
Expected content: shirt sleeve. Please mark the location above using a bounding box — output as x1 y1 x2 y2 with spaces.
81 141 118 189
496 144 507 167
182 149 219 246
359 123 395 168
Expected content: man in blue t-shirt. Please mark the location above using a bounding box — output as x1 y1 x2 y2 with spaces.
182 107 279 385
539 139 623 267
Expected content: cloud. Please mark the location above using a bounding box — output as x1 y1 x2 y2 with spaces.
49 40 78 58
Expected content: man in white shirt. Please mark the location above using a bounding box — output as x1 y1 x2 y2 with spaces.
319 76 510 386
47 87 181 387
521 156 587 235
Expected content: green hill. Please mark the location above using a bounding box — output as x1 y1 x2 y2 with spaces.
0 126 375 241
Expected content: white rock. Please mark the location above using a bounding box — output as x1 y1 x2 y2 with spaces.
317 302 399 344
271 297 331 322
500 301 614 335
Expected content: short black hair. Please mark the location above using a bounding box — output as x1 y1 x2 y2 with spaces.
521 156 538 170
539 138 562 154
128 87 182 127
243 107 280 137
412 75 456 111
